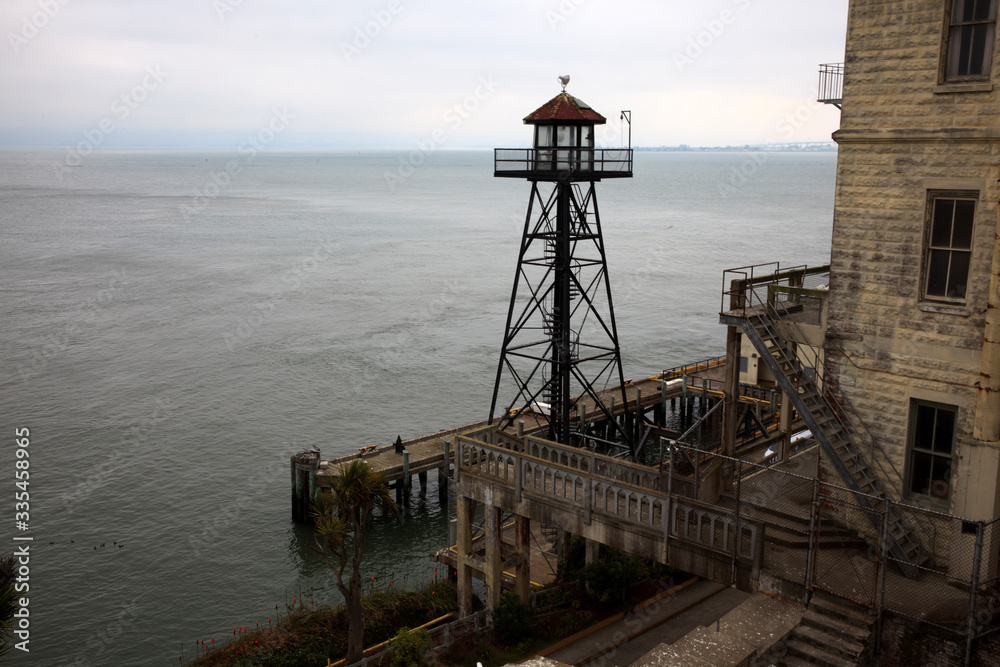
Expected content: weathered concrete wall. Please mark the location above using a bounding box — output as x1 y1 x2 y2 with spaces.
825 0 1000 549
839 0 1000 131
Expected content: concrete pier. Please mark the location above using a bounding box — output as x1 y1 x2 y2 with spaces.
293 357 725 508
290 450 320 523
296 360 732 511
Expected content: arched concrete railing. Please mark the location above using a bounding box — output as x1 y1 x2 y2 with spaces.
456 432 764 573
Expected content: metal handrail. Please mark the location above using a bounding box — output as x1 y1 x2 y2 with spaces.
494 148 632 174
721 264 936 562
721 263 828 316
764 293 937 560
658 355 726 381
766 298 903 489
818 62 844 106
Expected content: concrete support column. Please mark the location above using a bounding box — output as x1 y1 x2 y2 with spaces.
399 449 411 506
554 527 569 571
584 539 599 594
514 515 531 605
723 325 742 459
779 391 793 462
585 538 599 565
290 451 319 523
484 505 503 612
437 467 448 503
456 496 474 617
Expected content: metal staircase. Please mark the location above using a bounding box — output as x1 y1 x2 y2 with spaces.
720 267 932 579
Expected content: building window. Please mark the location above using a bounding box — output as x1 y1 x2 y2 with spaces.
907 401 957 501
923 192 977 302
944 0 997 80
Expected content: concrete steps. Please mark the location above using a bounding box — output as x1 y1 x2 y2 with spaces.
716 496 868 550
778 591 875 667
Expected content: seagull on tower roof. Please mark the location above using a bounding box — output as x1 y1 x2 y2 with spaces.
558 75 570 92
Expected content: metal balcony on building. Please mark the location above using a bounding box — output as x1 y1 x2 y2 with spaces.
817 63 843 108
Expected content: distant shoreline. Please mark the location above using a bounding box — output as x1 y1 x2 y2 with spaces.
0 142 838 153
633 142 837 153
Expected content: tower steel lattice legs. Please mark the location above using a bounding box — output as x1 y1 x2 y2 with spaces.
488 179 633 456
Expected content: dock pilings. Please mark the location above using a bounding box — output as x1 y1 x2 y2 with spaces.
290 449 320 523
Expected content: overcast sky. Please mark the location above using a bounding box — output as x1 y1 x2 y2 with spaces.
1 0 849 149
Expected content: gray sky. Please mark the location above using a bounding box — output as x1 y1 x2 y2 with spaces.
1 0 848 149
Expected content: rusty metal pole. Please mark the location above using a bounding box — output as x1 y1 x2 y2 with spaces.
661 380 669 427
965 521 986 666
805 478 820 598
635 388 642 445
876 497 890 642
730 459 743 585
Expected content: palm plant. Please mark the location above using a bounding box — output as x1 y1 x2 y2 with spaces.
310 459 396 665
0 554 16 660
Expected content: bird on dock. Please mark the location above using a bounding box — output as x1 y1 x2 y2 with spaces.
394 435 404 454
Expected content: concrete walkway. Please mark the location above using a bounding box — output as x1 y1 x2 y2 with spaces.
543 579 751 667
632 594 804 667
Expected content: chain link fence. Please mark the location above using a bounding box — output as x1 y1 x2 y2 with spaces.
667 442 1000 663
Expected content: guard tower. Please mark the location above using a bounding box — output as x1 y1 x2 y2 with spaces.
489 80 634 454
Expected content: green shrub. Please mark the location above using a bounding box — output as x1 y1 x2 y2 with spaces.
557 534 586 580
492 592 534 646
391 626 430 667
583 548 645 604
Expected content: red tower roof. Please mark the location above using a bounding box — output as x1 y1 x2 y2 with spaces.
523 92 606 124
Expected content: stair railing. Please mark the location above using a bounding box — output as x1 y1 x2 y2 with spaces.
764 290 937 563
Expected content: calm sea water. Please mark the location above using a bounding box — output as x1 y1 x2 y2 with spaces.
0 148 834 665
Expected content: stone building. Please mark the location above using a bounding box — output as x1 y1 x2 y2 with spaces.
824 0 999 561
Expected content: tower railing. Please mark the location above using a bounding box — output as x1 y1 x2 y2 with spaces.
494 148 632 178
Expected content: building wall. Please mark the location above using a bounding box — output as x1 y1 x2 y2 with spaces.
825 0 1000 529
839 0 1000 131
